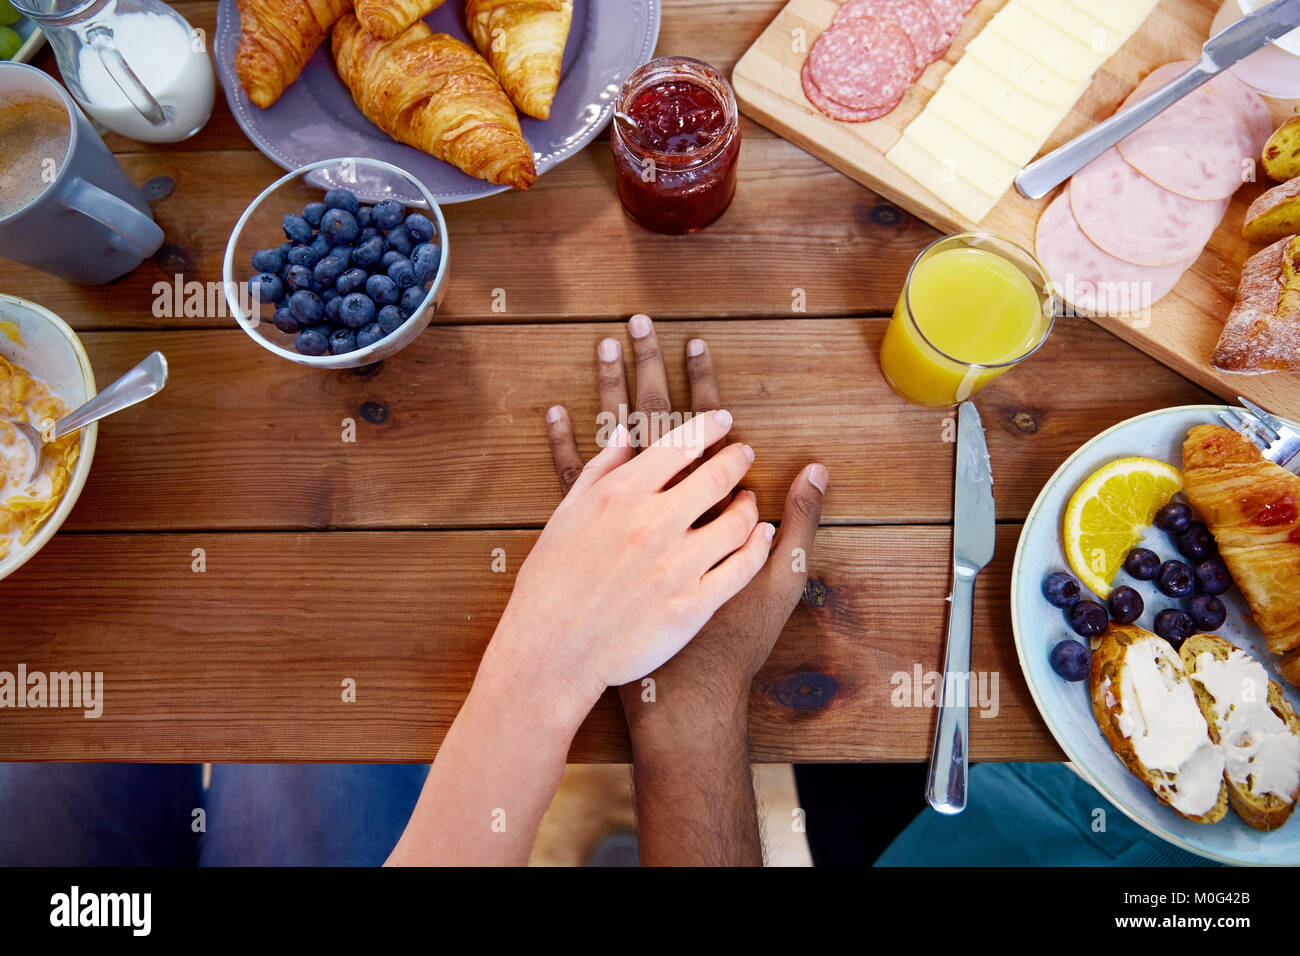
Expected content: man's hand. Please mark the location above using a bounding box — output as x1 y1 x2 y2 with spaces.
547 314 827 865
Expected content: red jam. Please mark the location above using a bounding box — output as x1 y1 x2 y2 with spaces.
612 58 740 235
1290 526 1300 545
1252 495 1297 527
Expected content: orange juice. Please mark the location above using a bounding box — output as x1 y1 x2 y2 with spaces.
880 240 1051 407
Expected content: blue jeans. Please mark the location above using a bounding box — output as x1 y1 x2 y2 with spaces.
0 764 429 866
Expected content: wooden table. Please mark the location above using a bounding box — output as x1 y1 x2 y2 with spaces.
0 0 1217 763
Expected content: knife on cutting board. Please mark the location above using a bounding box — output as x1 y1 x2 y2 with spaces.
925 401 996 815
1015 0 1300 199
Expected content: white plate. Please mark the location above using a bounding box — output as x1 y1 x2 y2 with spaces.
1011 404 1300 865
0 294 96 582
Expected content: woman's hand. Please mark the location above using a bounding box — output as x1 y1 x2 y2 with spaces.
491 403 775 711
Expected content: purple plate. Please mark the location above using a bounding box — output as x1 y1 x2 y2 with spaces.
213 0 660 204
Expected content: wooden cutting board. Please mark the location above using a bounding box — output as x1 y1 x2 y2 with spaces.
733 0 1300 422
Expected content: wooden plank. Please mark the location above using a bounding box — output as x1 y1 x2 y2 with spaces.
0 525 1060 762
0 140 934 329
57 317 1213 533
732 0 1300 421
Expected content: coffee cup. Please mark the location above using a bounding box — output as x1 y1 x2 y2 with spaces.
0 62 164 284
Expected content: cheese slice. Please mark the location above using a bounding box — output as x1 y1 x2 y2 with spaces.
1029 0 1115 56
1063 0 1159 38
963 29 1089 106
943 55 1065 138
883 138 1001 224
901 111 1020 198
987 2 1107 82
925 85 1043 166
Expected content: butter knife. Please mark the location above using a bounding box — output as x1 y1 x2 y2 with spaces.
1015 0 1300 199
925 401 996 815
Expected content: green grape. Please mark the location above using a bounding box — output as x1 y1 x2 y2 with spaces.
0 26 21 60
0 1 20 27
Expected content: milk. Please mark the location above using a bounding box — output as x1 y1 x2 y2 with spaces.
75 9 213 142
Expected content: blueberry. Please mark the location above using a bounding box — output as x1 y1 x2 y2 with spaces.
283 264 314 293
271 307 299 334
295 326 330 356
358 226 381 243
287 244 321 268
282 213 312 243
1189 594 1227 632
1123 547 1161 581
329 326 358 355
313 255 347 286
380 250 407 271
1176 522 1216 563
377 304 405 335
388 259 417 288
1042 571 1081 609
328 245 353 269
411 243 440 282
1156 560 1194 598
385 225 413 256
309 234 331 260
323 188 360 215
278 241 294 256
250 272 284 305
356 322 386 350
1155 501 1193 533
302 201 326 227
399 284 426 316
352 236 385 270
372 199 405 231
1153 608 1194 648
325 295 342 323
1049 640 1090 682
321 287 340 302
251 247 283 273
288 289 324 323
404 212 435 243
1194 557 1232 596
338 293 376 329
320 208 359 245
335 268 369 295
1068 600 1108 638
356 205 373 229
366 274 399 305
1108 586 1144 625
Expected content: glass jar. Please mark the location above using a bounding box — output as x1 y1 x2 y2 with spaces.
611 56 740 235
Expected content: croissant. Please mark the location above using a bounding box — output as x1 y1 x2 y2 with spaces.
354 0 446 39
235 0 353 108
1182 425 1300 656
332 15 537 189
465 0 572 120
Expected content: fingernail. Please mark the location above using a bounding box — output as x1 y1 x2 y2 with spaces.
808 463 829 494
742 444 754 464
763 522 776 542
713 409 733 428
686 338 705 357
610 423 627 445
546 405 564 424
597 338 620 362
628 313 652 338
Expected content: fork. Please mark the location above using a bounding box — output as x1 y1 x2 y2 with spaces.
1218 397 1300 472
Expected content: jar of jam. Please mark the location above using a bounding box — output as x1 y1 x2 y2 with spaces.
611 56 741 235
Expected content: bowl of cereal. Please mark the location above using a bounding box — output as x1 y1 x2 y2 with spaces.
0 293 96 582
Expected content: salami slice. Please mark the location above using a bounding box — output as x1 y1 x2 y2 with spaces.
1035 193 1191 317
835 0 944 69
808 17 919 109
801 61 901 122
1116 84 1255 201
922 0 966 47
1069 148 1225 267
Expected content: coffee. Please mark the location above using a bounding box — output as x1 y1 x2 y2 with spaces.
0 98 70 219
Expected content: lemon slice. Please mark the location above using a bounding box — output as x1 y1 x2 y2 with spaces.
1063 457 1183 599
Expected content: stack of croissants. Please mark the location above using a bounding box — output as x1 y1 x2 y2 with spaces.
235 0 574 190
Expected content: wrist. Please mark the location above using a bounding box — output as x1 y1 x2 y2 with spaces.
476 622 602 743
620 676 751 750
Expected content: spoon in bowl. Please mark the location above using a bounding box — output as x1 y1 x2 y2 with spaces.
4 351 168 490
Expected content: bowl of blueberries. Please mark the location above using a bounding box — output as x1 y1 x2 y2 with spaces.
223 157 449 369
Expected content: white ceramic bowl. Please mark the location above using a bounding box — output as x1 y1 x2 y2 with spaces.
0 294 97 582
222 157 450 370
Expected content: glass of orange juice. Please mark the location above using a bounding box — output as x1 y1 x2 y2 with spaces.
880 233 1056 407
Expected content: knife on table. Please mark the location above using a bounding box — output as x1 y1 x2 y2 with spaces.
925 401 996 815
1015 0 1300 199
